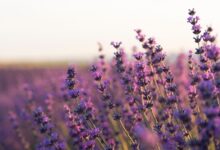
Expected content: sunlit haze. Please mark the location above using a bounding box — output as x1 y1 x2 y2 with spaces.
1 0 220 63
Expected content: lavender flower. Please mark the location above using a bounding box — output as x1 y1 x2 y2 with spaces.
4 8 220 150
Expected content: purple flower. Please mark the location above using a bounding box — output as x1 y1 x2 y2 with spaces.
174 108 191 123
89 128 101 139
90 65 97 72
166 95 178 105
155 45 163 52
212 62 220 72
202 31 212 42
93 71 102 81
112 112 121 120
148 37 156 45
187 16 199 25
135 29 146 42
199 63 209 71
165 122 177 134
188 8 196 16
136 33 145 42
192 24 201 34
198 80 215 99
152 53 165 64
68 89 80 99
204 107 219 119
74 101 86 114
111 41 122 49
133 52 144 60
206 45 220 61
173 132 186 148
193 36 201 43
83 140 95 149
212 118 220 139
195 47 204 54
67 67 76 79
51 132 59 143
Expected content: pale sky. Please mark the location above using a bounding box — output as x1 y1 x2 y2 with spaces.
0 0 220 63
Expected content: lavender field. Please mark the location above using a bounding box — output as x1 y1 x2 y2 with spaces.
1 9 220 150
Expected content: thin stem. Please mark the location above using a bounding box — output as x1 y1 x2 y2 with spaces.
119 119 135 144
149 108 157 124
108 115 128 150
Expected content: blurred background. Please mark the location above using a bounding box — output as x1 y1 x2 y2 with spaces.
0 0 220 65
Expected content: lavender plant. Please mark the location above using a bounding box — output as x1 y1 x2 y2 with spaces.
0 8 219 150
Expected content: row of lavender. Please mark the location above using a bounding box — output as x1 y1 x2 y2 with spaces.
2 9 220 150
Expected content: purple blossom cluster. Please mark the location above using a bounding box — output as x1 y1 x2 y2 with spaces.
0 8 220 150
